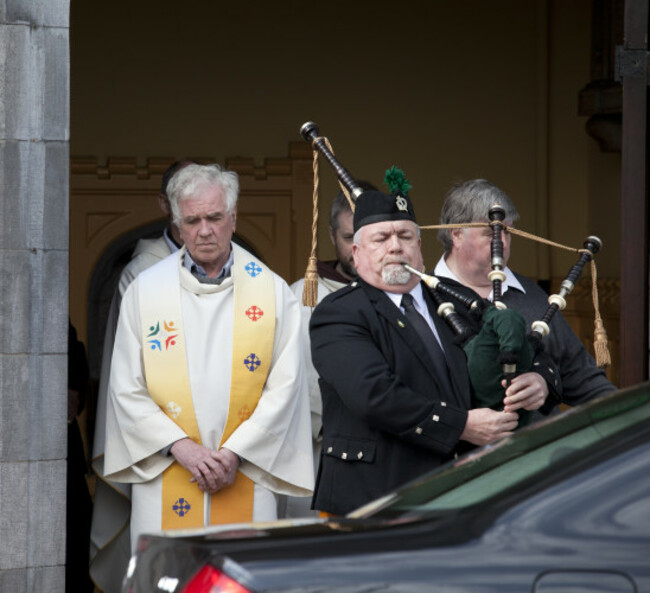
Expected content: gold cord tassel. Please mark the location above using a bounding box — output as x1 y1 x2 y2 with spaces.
593 317 611 368
590 260 611 368
302 256 319 308
302 141 322 307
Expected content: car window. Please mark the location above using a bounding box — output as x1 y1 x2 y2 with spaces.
412 420 634 511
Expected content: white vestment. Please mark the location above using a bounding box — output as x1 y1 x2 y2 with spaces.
90 235 174 593
282 273 347 518
93 236 174 477
104 245 314 547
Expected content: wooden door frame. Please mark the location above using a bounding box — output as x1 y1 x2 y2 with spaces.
619 0 649 385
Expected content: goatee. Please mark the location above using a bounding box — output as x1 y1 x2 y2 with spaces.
382 264 411 285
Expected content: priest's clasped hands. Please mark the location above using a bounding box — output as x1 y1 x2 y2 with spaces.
170 437 241 493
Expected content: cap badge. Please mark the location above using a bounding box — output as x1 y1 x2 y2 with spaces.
395 195 408 212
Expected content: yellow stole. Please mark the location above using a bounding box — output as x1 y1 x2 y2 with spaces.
139 245 275 529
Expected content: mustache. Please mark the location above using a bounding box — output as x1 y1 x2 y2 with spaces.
383 259 409 266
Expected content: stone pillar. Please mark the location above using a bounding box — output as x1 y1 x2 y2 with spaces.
0 2 70 592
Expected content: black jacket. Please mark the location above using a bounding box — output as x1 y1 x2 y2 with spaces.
432 272 615 407
310 279 472 515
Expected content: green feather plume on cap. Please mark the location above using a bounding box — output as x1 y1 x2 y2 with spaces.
384 166 412 196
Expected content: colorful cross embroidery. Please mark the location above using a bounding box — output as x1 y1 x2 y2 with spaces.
172 498 191 517
245 262 263 277
146 320 179 351
244 353 261 372
245 305 264 321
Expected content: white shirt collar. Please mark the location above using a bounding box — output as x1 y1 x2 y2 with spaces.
384 283 444 348
433 255 526 299
384 282 427 313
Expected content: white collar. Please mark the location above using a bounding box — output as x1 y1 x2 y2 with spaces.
384 282 427 313
384 282 444 346
433 255 525 299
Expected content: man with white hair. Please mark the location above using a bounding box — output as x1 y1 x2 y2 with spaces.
309 189 521 516
103 163 314 546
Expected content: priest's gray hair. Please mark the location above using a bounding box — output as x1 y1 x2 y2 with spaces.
167 163 239 226
438 179 519 253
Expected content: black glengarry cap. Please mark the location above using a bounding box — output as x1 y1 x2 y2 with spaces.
353 190 417 233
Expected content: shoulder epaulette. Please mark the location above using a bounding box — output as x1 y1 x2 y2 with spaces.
328 281 360 301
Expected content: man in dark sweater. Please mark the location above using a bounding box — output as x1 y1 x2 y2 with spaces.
433 179 615 411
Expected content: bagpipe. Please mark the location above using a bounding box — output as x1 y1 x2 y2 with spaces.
300 121 611 423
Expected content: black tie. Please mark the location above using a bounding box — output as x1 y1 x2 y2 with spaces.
401 293 454 395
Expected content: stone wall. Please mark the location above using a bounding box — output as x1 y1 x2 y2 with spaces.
0 1 70 592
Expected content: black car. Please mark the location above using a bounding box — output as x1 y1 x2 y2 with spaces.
123 383 650 593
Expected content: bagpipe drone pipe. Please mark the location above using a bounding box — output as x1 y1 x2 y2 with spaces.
299 121 610 426
403 230 603 427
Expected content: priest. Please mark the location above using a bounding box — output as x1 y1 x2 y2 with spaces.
104 163 314 547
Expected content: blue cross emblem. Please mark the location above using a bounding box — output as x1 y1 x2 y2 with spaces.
244 353 261 372
245 262 263 277
172 498 191 517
